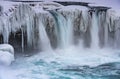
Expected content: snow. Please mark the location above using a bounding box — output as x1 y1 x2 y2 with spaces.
59 5 88 11
0 51 14 66
30 1 63 13
87 0 120 17
0 44 14 66
0 0 119 16
0 44 14 54
32 4 48 13
0 1 20 16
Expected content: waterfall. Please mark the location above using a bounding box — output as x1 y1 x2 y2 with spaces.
26 14 35 48
98 11 108 47
104 24 109 47
38 16 52 51
66 14 74 47
0 3 120 52
49 11 73 49
91 12 99 48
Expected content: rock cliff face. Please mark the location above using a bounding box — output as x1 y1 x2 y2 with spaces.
0 1 120 52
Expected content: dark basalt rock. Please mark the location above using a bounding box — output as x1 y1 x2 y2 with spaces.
89 6 111 12
54 1 89 6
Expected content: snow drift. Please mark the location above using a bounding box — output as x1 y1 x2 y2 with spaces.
0 44 14 66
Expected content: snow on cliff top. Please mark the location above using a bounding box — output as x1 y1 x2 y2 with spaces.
0 1 20 12
60 5 88 11
0 0 120 16
0 1 21 16
87 0 120 16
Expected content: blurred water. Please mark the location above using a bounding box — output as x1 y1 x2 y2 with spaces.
1 47 120 79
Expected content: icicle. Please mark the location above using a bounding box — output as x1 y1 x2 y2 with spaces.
0 17 4 35
26 14 34 47
21 27 24 52
9 4 35 48
3 18 11 44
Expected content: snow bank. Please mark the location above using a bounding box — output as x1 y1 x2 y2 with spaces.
0 44 14 54
0 44 14 66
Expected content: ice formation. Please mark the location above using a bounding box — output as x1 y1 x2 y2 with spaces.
0 1 119 51
0 44 14 66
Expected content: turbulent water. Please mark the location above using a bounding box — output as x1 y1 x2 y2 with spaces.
0 1 120 79
1 47 120 79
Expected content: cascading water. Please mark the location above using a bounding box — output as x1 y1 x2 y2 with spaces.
98 11 109 48
66 14 74 47
49 11 73 48
0 1 120 79
91 12 99 48
38 15 52 51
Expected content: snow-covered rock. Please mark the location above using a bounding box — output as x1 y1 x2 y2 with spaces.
0 44 14 66
0 44 14 54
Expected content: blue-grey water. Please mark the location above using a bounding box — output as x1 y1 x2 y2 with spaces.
1 47 120 79
11 58 120 79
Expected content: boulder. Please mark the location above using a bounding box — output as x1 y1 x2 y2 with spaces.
0 44 14 54
0 44 14 66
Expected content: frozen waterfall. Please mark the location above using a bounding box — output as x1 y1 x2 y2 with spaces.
0 2 120 52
